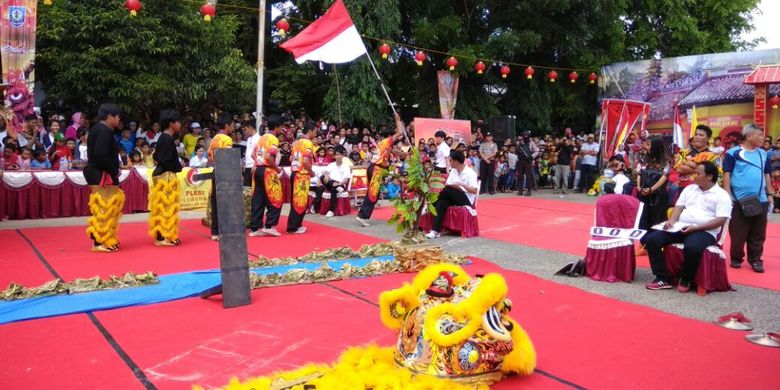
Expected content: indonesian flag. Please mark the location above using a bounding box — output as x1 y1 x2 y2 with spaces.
673 102 684 150
279 0 366 64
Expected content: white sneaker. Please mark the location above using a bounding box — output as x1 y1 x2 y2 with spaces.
425 231 441 239
293 227 307 234
309 205 316 214
248 230 264 237
356 217 370 227
210 235 219 241
261 227 282 237
325 211 334 218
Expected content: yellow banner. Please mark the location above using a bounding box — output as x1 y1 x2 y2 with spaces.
179 167 213 210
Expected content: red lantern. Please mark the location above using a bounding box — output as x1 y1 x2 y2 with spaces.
446 57 458 71
415 51 426 66
588 72 598 84
378 43 391 60
548 70 558 83
125 0 142 16
201 2 216 22
276 18 289 37
44 0 53 5
500 65 511 79
524 66 535 79
474 61 486 74
568 71 578 84
771 95 780 109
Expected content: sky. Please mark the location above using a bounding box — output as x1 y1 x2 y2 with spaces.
743 0 780 50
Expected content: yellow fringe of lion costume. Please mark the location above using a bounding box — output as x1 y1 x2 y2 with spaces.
147 172 181 243
85 185 125 248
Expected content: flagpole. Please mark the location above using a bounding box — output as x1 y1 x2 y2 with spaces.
333 64 343 128
361 46 410 143
255 0 267 130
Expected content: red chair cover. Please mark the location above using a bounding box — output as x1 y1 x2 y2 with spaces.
662 245 731 293
319 196 351 216
419 207 479 238
584 195 642 283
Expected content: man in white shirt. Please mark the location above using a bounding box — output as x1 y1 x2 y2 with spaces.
577 133 600 193
434 130 450 174
317 147 351 217
641 161 732 292
426 150 478 238
243 123 260 186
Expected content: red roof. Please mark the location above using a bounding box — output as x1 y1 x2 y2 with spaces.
744 65 780 84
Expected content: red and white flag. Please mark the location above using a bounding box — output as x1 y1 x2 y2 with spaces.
673 102 684 150
279 0 366 64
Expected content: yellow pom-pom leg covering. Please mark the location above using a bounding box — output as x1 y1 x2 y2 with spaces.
85 185 125 248
148 172 180 244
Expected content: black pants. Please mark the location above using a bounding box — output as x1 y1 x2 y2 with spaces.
358 164 380 219
250 166 281 232
209 179 219 236
641 230 716 283
517 160 533 193
432 187 471 232
580 164 596 192
317 180 344 213
479 160 494 194
243 167 253 187
286 171 308 232
729 202 769 264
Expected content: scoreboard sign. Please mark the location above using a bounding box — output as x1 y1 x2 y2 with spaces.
590 227 646 240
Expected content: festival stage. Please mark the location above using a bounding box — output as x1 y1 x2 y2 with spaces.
1 199 779 389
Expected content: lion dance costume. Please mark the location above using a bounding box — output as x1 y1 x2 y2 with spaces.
212 263 535 389
148 172 181 246
86 185 125 252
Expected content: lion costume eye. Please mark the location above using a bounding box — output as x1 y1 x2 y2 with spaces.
482 306 512 341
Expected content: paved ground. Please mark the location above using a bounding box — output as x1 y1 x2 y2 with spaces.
2 189 778 333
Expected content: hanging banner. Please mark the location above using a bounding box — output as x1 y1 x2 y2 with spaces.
414 117 472 147
437 71 459 119
1 0 37 134
602 99 650 158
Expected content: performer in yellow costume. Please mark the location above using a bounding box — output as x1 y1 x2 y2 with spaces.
83 104 125 252
356 113 405 227
207 114 235 241
286 121 316 234
249 114 283 237
147 110 184 246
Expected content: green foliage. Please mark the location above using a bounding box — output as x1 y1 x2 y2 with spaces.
387 147 444 244
37 0 257 119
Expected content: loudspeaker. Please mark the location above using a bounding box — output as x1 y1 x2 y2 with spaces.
489 116 516 144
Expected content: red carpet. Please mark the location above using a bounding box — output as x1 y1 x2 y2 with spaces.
369 196 780 291
0 230 56 287
2 257 778 389
12 217 382 282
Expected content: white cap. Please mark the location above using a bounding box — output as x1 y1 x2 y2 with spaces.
191 122 201 129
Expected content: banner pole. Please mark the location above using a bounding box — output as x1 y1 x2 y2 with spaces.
255 0 267 130
361 47 409 143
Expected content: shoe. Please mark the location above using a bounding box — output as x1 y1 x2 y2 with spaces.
211 235 219 241
425 230 441 239
309 205 316 214
325 211 334 218
677 280 691 293
154 239 176 247
91 244 117 252
645 279 673 290
561 190 567 195
749 260 765 273
356 217 370 227
292 227 307 234
524 191 531 197
262 227 282 237
248 230 264 237
729 259 742 269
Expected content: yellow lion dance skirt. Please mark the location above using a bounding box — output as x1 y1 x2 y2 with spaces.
85 185 125 248
148 172 180 243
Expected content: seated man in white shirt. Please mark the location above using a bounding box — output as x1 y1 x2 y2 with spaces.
426 150 479 238
317 146 351 217
641 161 732 292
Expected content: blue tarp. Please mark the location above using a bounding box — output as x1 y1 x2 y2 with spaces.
0 256 394 325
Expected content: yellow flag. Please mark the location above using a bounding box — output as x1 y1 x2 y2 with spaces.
689 106 699 148
614 121 630 155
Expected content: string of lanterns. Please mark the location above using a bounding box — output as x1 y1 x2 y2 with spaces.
46 1 600 83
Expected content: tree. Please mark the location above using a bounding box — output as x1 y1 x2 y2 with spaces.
37 0 256 120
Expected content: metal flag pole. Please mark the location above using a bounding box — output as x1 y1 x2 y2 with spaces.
361 46 410 143
333 64 343 128
256 0 267 131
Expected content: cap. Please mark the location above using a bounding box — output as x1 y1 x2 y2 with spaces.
54 132 65 142
191 122 201 129
485 131 493 136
